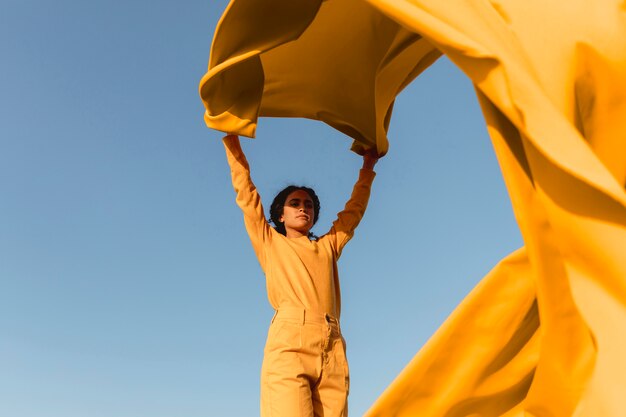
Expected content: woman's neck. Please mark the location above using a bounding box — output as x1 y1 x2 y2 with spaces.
285 228 309 239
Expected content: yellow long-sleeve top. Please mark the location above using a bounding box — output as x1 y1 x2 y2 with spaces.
224 136 375 319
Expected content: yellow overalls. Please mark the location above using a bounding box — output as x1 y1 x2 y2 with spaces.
223 136 375 417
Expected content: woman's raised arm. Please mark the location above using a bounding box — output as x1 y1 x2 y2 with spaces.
325 149 378 256
222 134 272 268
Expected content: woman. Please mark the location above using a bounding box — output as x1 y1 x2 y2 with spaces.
222 134 377 417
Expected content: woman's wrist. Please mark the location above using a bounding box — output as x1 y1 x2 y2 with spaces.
362 150 378 170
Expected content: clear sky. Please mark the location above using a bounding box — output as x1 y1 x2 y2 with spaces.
1 1 523 416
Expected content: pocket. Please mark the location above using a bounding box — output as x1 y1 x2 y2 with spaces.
340 337 350 395
264 319 302 352
343 360 350 395
263 319 282 353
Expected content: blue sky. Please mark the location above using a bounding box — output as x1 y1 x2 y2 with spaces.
1 1 522 416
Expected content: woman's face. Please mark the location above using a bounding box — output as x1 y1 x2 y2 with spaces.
280 189 315 237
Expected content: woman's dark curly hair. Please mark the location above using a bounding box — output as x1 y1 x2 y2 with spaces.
269 185 321 239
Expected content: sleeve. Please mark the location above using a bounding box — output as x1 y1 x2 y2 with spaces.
223 135 272 270
325 168 376 258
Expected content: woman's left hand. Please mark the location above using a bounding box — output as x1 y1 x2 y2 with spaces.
362 149 379 170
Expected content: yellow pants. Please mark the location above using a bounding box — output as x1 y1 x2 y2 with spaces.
261 308 350 417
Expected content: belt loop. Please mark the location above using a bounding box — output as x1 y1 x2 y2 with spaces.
301 309 306 325
271 310 278 324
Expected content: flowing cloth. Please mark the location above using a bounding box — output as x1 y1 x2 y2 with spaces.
199 1 626 415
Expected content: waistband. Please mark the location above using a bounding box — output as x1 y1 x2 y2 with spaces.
272 307 339 326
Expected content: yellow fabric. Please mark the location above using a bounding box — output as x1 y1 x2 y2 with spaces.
201 0 440 155
223 135 375 319
203 1 626 416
